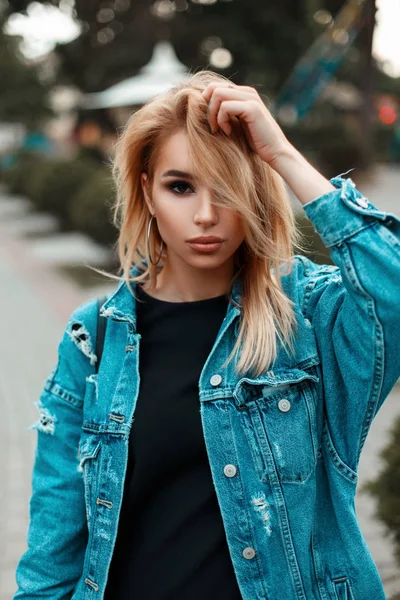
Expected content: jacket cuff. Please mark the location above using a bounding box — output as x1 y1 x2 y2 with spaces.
302 170 399 248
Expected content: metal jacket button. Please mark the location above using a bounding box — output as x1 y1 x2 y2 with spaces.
356 196 369 208
223 464 237 477
210 374 222 386
243 547 256 559
278 399 291 412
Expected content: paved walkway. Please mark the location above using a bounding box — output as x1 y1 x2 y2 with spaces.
1 165 400 598
0 195 115 598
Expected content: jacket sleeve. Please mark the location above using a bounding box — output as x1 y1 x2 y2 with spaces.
13 299 98 599
298 171 400 476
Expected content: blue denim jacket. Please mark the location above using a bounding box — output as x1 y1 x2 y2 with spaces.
14 174 400 600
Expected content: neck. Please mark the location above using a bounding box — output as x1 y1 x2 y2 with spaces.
145 257 236 303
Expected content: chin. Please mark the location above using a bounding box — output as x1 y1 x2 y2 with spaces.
185 255 231 269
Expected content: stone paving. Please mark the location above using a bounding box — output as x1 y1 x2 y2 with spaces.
1 166 400 598
0 192 115 598
0 230 81 598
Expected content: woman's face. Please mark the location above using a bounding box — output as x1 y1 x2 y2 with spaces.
141 130 246 273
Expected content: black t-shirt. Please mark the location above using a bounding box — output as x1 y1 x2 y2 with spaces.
103 284 243 600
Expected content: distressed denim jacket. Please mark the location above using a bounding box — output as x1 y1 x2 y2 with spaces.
14 174 400 600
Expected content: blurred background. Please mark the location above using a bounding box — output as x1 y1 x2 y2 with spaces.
1 0 400 598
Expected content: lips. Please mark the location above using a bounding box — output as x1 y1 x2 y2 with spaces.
187 237 224 243
187 239 224 253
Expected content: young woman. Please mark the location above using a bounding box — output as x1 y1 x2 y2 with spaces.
14 71 400 600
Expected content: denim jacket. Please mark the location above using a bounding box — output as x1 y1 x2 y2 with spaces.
14 173 400 600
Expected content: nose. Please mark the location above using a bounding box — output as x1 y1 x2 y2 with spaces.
193 189 218 225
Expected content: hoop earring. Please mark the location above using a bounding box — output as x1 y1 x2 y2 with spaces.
147 215 165 265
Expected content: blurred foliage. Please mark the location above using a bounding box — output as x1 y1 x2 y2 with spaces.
1 150 48 195
5 0 400 100
3 0 399 171
3 0 399 176
315 130 369 178
68 169 118 246
359 414 400 570
284 112 370 179
1 150 117 245
375 126 400 163
3 0 355 94
29 157 101 225
0 20 53 126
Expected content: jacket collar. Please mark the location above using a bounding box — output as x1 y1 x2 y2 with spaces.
99 258 243 331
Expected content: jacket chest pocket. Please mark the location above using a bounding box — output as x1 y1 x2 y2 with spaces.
78 431 102 528
238 369 320 484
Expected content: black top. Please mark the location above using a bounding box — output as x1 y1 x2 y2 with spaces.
103 284 243 600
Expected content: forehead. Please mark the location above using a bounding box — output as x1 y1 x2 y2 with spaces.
154 130 195 174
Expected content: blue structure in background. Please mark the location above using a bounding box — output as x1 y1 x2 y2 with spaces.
273 0 366 122
1 130 53 170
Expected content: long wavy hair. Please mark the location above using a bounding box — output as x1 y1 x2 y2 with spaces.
91 69 308 377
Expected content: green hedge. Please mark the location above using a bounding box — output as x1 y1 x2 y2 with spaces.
29 158 100 227
1 150 49 196
68 170 118 246
1 151 118 245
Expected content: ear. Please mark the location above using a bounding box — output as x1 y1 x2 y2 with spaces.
141 172 155 216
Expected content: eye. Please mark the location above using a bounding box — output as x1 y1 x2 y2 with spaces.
168 180 194 195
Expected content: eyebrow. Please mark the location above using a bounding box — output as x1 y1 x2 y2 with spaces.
161 169 195 180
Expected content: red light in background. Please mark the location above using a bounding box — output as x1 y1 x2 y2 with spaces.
379 105 397 125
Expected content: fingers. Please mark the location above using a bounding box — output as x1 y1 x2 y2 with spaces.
202 82 259 134
215 100 260 136
202 81 258 101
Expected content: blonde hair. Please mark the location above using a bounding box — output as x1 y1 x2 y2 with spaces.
91 69 308 377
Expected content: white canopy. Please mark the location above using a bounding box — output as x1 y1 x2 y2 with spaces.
82 41 190 109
